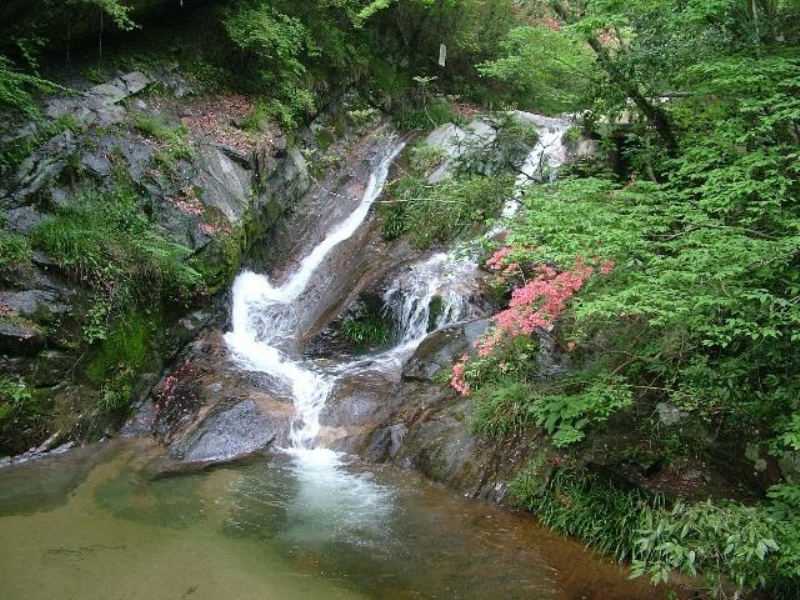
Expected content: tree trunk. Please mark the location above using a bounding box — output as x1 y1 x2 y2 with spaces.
551 1 678 152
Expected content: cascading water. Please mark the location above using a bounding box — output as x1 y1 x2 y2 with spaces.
503 112 571 219
225 112 571 454
383 253 479 343
225 139 405 450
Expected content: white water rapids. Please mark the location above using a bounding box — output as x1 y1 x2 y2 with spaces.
225 113 571 458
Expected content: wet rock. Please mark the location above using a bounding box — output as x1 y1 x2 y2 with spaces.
0 318 46 355
403 319 491 381
169 399 278 464
0 350 72 388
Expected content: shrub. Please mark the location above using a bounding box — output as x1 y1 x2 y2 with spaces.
0 231 32 282
379 174 513 248
31 186 202 334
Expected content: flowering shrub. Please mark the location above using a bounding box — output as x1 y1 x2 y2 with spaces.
452 247 612 397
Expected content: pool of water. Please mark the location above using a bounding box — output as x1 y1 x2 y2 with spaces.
0 440 673 600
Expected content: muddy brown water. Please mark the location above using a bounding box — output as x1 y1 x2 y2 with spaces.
0 439 682 600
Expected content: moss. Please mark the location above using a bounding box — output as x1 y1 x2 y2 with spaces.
191 225 245 295
85 312 157 385
427 295 445 331
315 128 335 152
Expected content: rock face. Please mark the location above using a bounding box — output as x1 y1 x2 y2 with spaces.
0 67 310 455
352 319 535 501
122 329 294 464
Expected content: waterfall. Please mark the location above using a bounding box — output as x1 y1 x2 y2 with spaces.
225 112 572 452
383 252 481 344
379 114 573 348
225 139 405 450
502 113 571 219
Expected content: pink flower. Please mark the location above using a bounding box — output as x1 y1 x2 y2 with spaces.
450 358 472 396
486 247 513 270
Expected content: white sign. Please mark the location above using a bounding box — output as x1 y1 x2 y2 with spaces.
439 44 447 67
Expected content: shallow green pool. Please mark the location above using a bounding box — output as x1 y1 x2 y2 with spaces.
0 440 672 599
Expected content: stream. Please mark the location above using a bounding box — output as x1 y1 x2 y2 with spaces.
0 117 672 599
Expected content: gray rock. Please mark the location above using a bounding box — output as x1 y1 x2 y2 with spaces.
403 319 491 381
6 131 78 208
45 71 150 128
195 143 253 224
0 289 70 319
0 318 45 355
425 118 498 183
169 399 278 464
656 402 689 427
3 205 46 234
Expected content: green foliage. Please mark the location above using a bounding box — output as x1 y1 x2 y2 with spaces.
407 142 447 175
505 130 800 439
0 376 34 423
0 231 33 283
340 311 391 349
0 54 55 117
31 185 202 322
767 484 800 586
85 312 155 384
633 500 780 591
477 24 593 114
394 100 466 131
471 380 534 436
511 465 657 561
70 0 137 32
85 312 156 413
379 174 513 248
528 375 634 447
222 1 317 126
512 465 800 596
0 376 42 448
